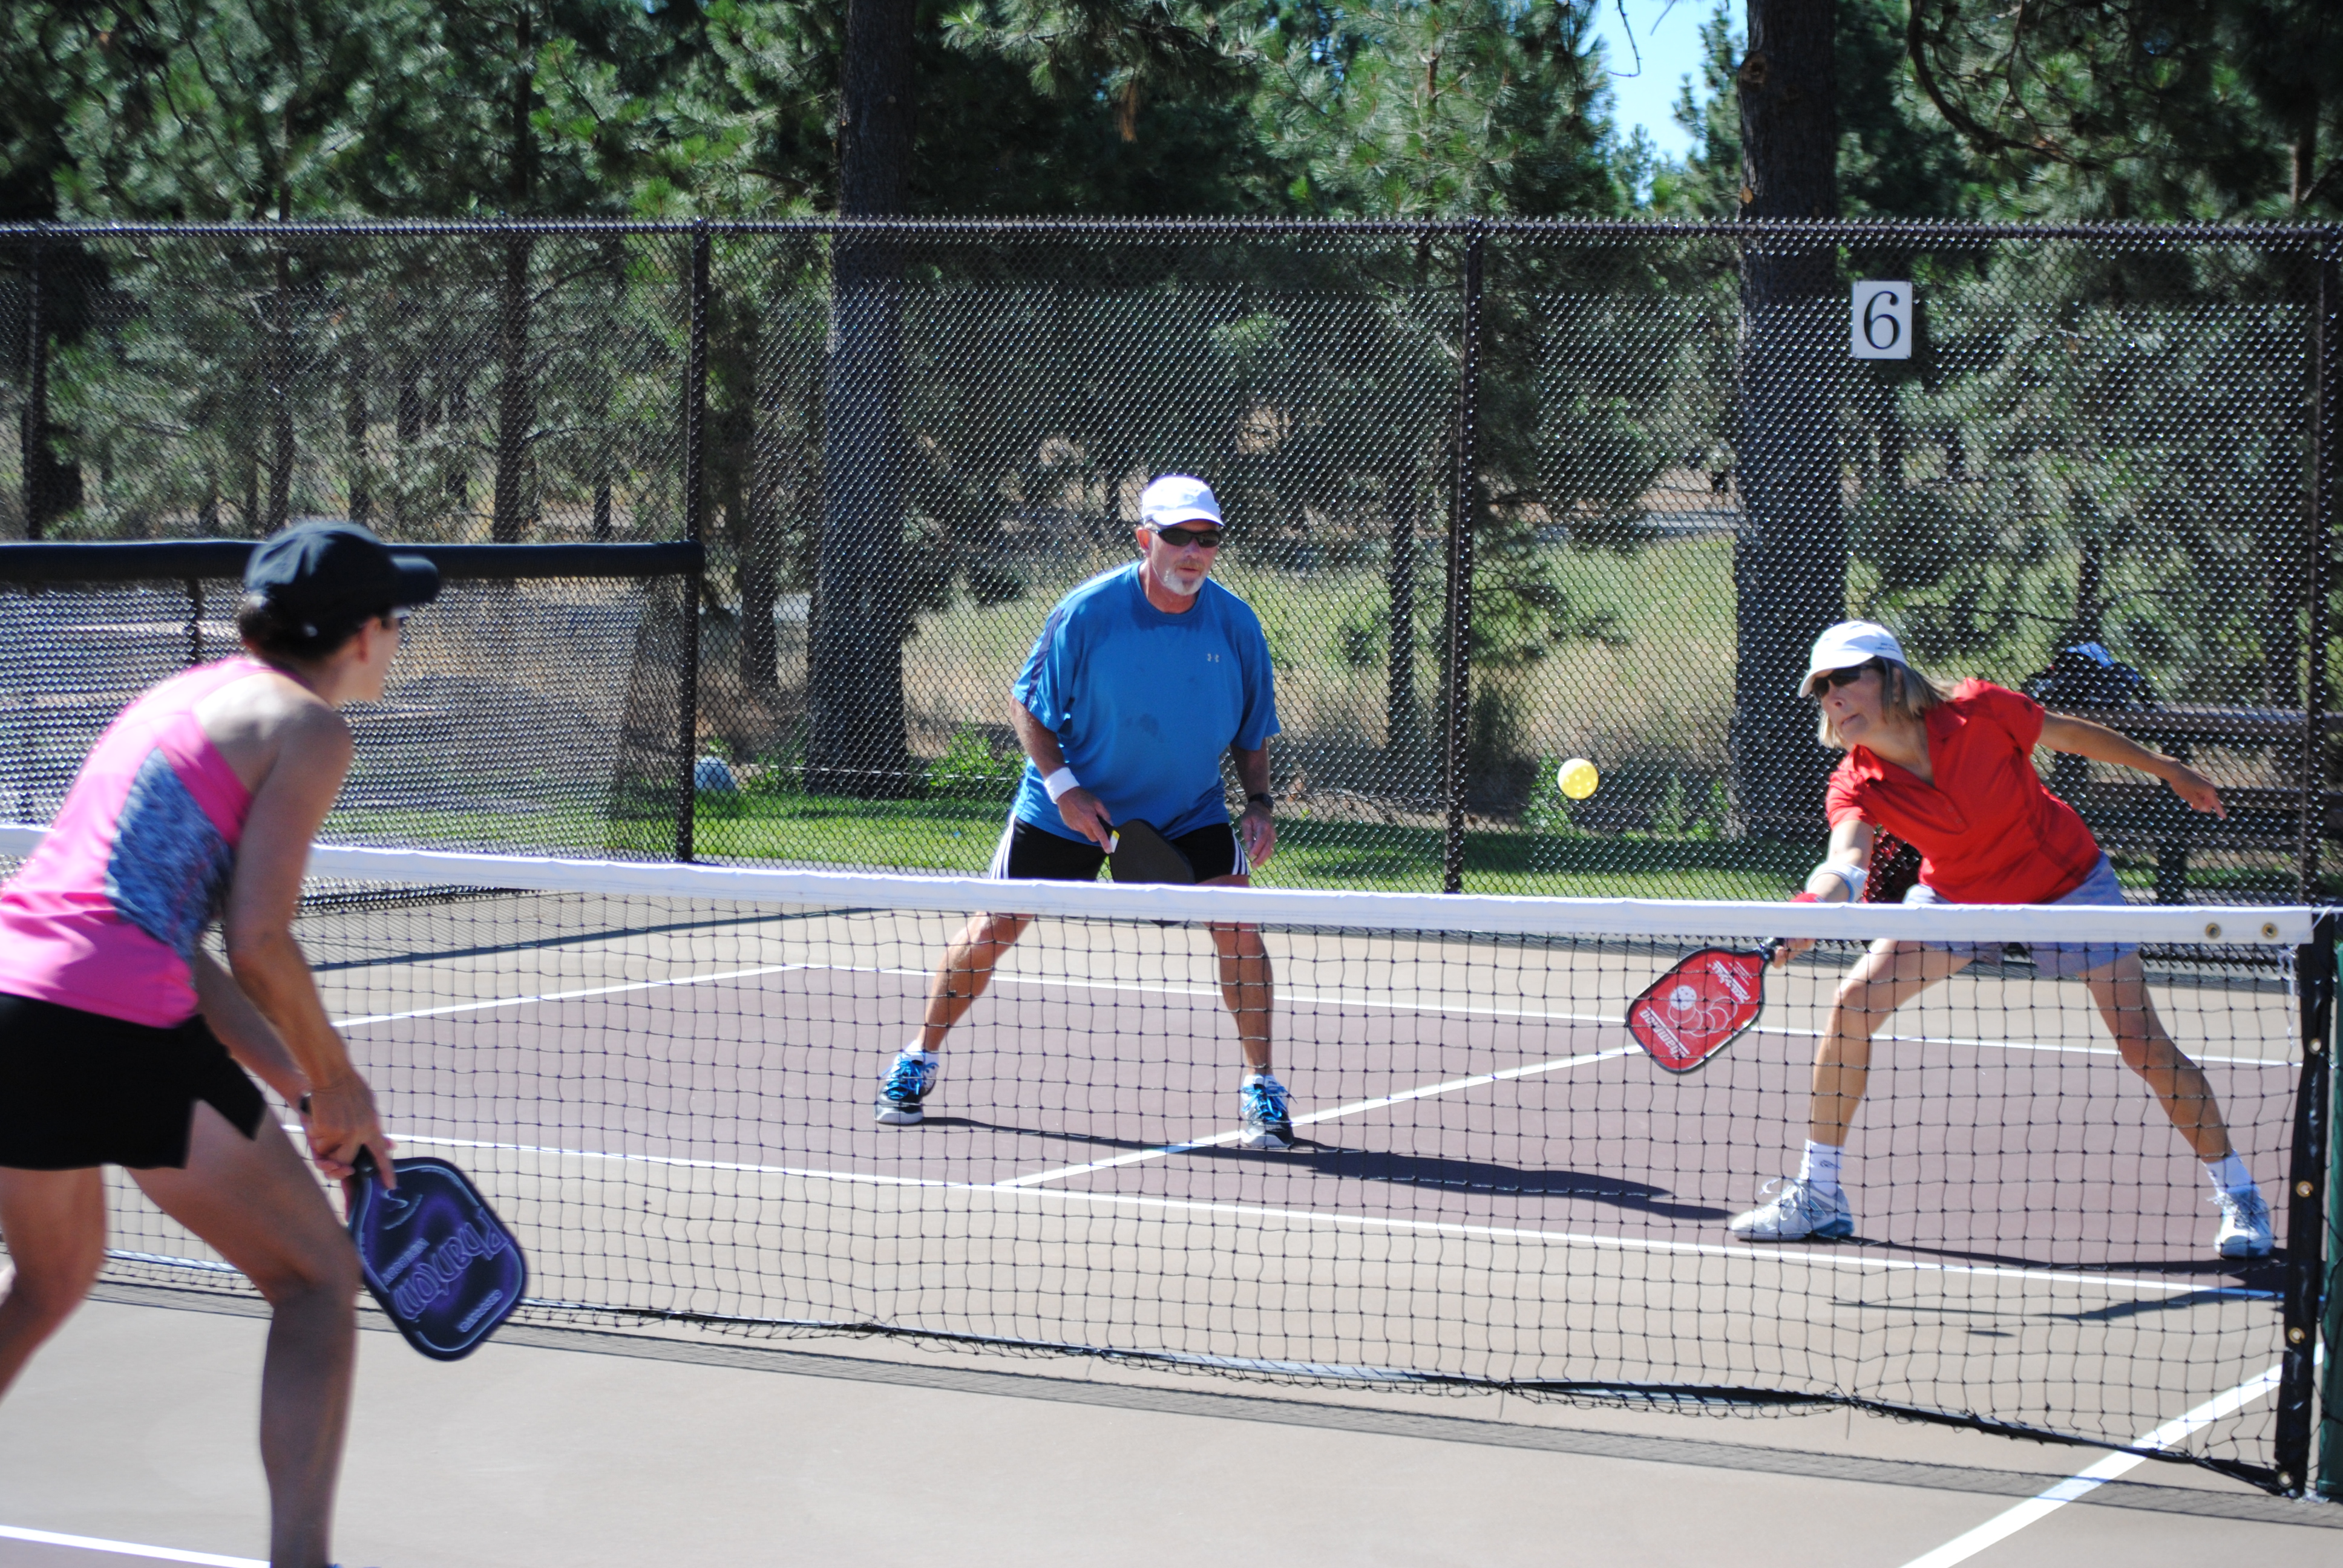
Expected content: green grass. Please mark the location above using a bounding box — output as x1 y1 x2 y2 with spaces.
669 791 1820 898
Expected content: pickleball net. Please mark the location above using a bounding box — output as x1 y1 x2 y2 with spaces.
4 837 2330 1493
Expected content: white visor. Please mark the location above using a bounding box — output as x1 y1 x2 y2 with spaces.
1800 620 1909 696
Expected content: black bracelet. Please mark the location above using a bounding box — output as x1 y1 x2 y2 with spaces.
1247 792 1274 810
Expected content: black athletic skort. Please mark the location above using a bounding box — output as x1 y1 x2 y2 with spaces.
0 992 266 1170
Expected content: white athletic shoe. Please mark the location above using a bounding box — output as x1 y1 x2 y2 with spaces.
875 1050 939 1126
1237 1074 1295 1151
1728 1177 1855 1242
2214 1186 2273 1259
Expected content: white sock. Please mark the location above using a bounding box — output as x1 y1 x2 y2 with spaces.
2204 1153 2255 1197
1798 1140 1844 1197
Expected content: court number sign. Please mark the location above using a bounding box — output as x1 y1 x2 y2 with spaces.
1850 281 1914 359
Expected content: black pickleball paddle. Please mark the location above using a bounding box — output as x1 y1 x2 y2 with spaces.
1107 820 1196 885
346 1148 527 1361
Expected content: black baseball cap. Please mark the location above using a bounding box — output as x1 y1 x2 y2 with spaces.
242 521 439 631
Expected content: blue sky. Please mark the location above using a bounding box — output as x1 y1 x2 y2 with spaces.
1585 0 1722 165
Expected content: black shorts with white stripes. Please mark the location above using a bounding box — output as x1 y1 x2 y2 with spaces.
988 815 1245 882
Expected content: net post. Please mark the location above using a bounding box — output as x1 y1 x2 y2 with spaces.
2281 913 2335 1495
2303 246 2338 901
1438 224 1484 895
675 220 711 864
2323 909 2343 1500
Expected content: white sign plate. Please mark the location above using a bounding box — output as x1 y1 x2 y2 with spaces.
1850 280 1914 359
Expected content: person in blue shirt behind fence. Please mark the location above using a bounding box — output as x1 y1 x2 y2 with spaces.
873 475 1293 1149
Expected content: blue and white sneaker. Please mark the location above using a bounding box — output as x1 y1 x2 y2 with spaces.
1728 1177 1854 1242
875 1048 939 1126
1239 1074 1295 1151
2214 1186 2273 1258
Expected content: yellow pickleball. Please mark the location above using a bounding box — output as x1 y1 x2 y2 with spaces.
1557 758 1600 800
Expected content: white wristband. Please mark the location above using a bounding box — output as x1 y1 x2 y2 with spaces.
1818 863 1869 901
1043 766 1080 803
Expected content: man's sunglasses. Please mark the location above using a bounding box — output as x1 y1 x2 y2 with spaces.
1153 526 1224 550
1813 662 1874 693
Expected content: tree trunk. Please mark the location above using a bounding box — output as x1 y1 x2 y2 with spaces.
264 252 295 532
19 249 50 539
1729 0 1843 839
345 334 372 526
491 234 534 543
491 11 539 545
742 319 787 705
807 0 917 795
1384 486 1422 785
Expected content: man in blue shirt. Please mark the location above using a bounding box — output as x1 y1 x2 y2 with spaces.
874 474 1293 1149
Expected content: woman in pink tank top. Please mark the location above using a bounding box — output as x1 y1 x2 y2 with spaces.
0 522 437 1568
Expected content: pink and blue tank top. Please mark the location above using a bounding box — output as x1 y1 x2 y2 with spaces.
0 658 271 1027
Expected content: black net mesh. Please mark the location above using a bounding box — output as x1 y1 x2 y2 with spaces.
0 847 2317 1491
1 220 2338 1494
2 219 2335 892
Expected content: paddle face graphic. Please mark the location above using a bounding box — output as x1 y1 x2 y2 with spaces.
1627 946 1774 1074
347 1154 527 1361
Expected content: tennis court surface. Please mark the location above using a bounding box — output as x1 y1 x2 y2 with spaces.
10 835 2325 1505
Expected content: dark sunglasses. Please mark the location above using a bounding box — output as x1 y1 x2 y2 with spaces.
1153 526 1223 550
1813 662 1874 693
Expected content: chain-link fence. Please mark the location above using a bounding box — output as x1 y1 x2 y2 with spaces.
5 219 2336 900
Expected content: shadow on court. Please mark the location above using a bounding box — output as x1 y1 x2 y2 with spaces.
1811 1230 2290 1283
1250 1146 1734 1220
918 1116 1730 1219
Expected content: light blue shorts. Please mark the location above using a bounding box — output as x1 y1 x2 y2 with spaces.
1901 855 2135 979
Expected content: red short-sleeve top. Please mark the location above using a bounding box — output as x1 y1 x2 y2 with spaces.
1823 679 2103 905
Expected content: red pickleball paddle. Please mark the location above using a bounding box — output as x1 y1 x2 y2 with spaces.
1627 940 1784 1074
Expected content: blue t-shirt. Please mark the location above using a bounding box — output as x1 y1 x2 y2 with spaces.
1010 564 1279 843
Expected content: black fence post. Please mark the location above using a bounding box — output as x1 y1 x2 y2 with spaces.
2306 248 2338 901
2279 915 2335 1494
677 222 710 864
1438 225 1484 895
2325 915 2343 1498
19 230 46 541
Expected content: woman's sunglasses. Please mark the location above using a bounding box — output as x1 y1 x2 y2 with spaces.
1153 526 1223 550
1812 662 1874 693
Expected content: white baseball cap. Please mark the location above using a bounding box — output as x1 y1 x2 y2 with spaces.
1138 474 1222 529
1800 620 1909 696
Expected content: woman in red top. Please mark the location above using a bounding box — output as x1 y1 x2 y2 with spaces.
1727 621 2268 1259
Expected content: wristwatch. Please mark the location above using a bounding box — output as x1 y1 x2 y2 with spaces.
1247 792 1274 811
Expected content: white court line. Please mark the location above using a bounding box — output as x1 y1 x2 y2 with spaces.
381 1131 2266 1299
1893 1361 2285 1567
333 961 819 1027
332 960 2292 1066
323 959 2288 1290
1754 1022 2289 1069
0 1523 263 1566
